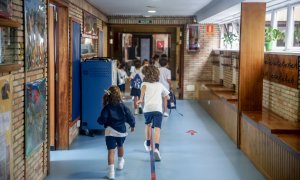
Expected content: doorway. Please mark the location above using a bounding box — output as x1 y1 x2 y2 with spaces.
48 1 69 151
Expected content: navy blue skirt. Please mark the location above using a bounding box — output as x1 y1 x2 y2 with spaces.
130 88 141 97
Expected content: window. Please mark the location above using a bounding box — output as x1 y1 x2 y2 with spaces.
293 5 300 47
275 8 287 47
265 13 271 28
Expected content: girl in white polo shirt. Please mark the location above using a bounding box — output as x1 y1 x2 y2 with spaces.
137 66 169 161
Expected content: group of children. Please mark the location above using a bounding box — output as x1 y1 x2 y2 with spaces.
98 55 171 179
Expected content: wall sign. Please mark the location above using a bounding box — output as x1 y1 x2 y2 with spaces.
264 54 299 89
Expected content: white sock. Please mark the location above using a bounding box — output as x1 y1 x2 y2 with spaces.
118 157 124 162
108 164 114 171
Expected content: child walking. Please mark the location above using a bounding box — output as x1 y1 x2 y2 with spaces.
137 66 169 161
130 59 143 115
97 86 135 179
158 58 172 117
117 62 128 98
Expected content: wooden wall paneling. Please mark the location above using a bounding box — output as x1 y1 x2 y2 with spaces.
48 4 55 151
241 117 300 179
56 5 70 149
238 2 266 112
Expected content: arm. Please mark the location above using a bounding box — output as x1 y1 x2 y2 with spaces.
137 84 146 105
161 84 170 100
124 105 135 132
167 69 172 90
97 107 109 126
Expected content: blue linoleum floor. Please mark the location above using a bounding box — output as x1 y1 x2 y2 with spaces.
46 100 265 180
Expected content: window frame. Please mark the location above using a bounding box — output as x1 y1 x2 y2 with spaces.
267 2 300 51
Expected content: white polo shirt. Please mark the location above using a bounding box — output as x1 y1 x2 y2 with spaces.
141 82 169 113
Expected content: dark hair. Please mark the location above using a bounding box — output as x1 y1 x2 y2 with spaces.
153 54 159 59
143 59 149 65
103 85 122 106
161 54 168 58
133 59 142 69
142 65 160 83
159 58 168 67
118 62 125 69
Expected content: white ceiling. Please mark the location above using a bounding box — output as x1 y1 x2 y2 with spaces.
86 0 213 16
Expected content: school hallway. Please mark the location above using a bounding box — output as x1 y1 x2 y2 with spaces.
45 100 264 180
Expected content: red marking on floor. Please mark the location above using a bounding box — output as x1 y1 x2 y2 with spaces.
186 130 197 136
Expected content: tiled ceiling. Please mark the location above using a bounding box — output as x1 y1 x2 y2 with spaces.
86 0 213 16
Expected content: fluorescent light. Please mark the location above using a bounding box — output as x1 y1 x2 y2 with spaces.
148 10 156 13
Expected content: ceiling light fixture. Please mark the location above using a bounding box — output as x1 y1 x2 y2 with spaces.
148 10 156 13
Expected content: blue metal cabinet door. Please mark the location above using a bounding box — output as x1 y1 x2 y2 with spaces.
81 61 113 130
72 21 81 121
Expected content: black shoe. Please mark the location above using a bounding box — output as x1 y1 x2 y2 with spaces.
139 107 143 114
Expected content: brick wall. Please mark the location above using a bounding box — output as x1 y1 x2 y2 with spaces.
223 66 233 88
0 0 107 179
183 24 220 99
211 51 300 121
263 80 300 121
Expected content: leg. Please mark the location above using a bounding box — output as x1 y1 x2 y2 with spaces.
145 124 152 141
117 146 124 158
153 127 161 145
117 146 125 170
163 96 168 113
134 96 138 109
108 149 115 165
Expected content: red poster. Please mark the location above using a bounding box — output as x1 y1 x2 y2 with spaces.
157 41 164 49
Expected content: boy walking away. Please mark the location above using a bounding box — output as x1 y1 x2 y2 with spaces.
97 86 135 180
130 59 143 115
159 58 172 117
137 66 169 161
117 62 128 98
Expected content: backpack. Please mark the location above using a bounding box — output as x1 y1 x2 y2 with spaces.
167 90 183 116
131 73 142 89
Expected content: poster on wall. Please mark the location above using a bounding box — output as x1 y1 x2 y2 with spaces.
24 0 47 71
156 40 164 52
0 75 13 180
83 11 97 36
25 78 46 158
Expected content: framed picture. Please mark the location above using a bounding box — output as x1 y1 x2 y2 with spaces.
186 24 200 51
24 0 47 71
0 0 12 19
156 40 164 52
83 11 97 36
25 78 46 157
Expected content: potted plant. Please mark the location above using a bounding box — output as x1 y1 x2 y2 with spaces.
223 33 238 49
264 27 284 51
294 25 300 46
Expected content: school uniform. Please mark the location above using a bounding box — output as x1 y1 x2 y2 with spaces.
130 69 143 98
97 103 135 150
141 82 169 128
117 69 128 92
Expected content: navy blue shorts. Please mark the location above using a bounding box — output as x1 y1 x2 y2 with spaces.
130 88 141 97
118 84 125 92
144 111 163 129
105 136 126 150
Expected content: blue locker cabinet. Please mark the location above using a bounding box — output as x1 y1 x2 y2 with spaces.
81 59 117 131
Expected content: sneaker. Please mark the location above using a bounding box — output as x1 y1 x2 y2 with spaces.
117 158 125 170
134 109 138 115
163 112 169 117
139 107 143 114
144 141 151 152
153 149 161 161
107 167 115 179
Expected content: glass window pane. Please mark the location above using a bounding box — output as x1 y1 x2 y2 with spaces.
275 8 287 47
293 5 300 47
265 13 271 28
